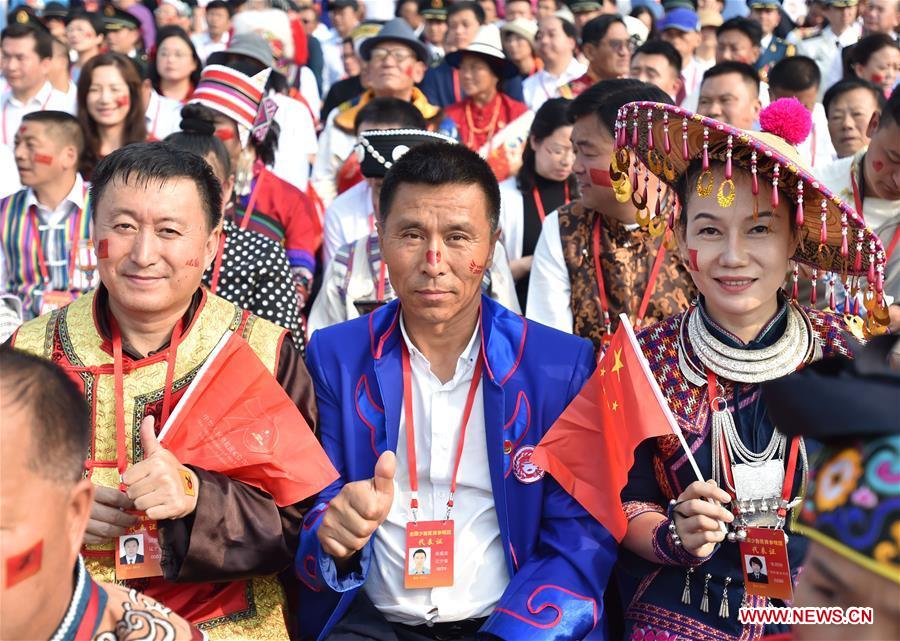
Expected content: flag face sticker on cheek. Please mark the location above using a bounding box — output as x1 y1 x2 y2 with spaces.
97 239 109 259
32 153 53 165
589 168 613 187
688 249 699 272
4 540 43 589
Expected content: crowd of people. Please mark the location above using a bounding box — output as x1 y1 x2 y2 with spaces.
0 0 898 639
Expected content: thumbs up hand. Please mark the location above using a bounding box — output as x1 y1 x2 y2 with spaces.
122 416 200 521
318 451 396 564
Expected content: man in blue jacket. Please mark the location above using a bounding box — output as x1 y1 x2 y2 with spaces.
295 141 617 640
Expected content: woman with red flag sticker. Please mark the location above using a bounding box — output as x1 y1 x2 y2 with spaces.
608 96 888 640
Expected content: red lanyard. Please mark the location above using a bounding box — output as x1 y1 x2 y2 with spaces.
376 259 387 301
706 369 800 521
401 340 483 522
239 169 267 231
531 182 571 222
451 68 462 103
108 315 183 488
209 230 227 294
30 204 83 287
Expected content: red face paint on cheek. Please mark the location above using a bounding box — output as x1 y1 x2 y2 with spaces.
32 153 53 165
97 239 109 259
215 128 235 142
870 73 884 85
426 250 441 266
115 95 130 108
589 168 613 187
688 248 699 272
185 258 201 267
4 540 43 589
468 259 484 274
873 159 884 173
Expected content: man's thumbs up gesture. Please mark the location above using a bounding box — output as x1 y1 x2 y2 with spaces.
318 451 396 564
122 416 200 521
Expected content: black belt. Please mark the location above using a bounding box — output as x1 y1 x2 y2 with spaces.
395 616 488 641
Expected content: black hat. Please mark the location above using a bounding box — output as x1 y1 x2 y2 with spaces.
42 2 69 20
64 10 107 36
7 7 51 35
356 129 457 178
102 4 142 31
420 0 448 20
566 0 602 13
327 0 359 10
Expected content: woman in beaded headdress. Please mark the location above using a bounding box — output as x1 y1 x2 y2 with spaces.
612 97 890 640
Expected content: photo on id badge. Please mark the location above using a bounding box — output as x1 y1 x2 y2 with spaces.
408 547 431 576
119 534 145 566
744 554 769 584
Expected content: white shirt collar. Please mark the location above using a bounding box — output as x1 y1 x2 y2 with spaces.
25 173 86 214
399 311 482 383
3 81 53 108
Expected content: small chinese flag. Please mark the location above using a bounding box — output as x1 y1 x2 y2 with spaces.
532 318 676 542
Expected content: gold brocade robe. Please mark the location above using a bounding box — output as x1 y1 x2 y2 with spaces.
13 289 295 641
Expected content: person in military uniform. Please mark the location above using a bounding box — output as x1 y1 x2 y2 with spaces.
565 0 604 36
420 0 449 63
797 0 862 96
101 4 146 65
748 0 796 82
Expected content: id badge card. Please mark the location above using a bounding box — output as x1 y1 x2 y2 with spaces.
404 520 454 589
115 513 164 581
38 290 74 315
739 527 793 600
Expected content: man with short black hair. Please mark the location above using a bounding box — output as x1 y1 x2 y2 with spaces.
297 141 616 641
629 39 684 100
560 14 629 98
523 14 585 109
0 347 201 640
716 16 763 65
697 60 762 130
10 142 334 641
1 13 72 148
101 5 145 59
323 0 362 94
528 79 695 351
191 0 232 63
1 111 94 320
504 0 535 21
768 55 836 168
823 78 886 158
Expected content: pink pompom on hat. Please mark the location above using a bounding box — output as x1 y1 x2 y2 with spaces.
611 98 890 338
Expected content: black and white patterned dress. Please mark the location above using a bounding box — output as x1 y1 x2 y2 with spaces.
202 218 305 352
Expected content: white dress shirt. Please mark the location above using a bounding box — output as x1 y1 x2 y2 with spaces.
1 82 73 147
525 210 574 333
191 30 231 63
680 56 715 108
145 90 183 141
0 145 22 199
798 23 863 98
322 179 374 267
796 103 836 171
522 58 587 111
364 316 509 625
270 91 318 193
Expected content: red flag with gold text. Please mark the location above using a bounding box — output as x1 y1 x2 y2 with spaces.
532 321 675 541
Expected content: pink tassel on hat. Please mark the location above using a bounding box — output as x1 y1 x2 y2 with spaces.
772 164 780 208
682 118 689 160
854 230 863 272
868 241 876 282
795 181 804 226
663 111 671 154
810 269 817 305
725 135 733 179
758 98 812 145
819 200 828 244
840 213 849 257
647 109 655 150
702 127 709 170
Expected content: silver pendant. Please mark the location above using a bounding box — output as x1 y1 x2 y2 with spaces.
733 461 784 528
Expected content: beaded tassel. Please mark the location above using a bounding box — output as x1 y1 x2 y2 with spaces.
631 105 639 147
682 568 694 605
663 111 671 154
828 278 836 311
616 111 626 147
632 156 640 192
810 269 818 305
643 166 650 204
655 180 663 218
840 212 849 257
772 164 780 208
876 256 884 292
682 118 689 160
700 574 712 613
791 263 799 301
868 241 876 282
795 180 804 226
750 151 758 194
702 127 710 169
725 135 733 179
819 200 828 244
719 577 731 619
647 108 654 150
854 230 864 272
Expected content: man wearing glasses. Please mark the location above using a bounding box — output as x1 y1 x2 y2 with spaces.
311 18 456 206
560 14 631 99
